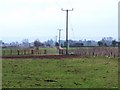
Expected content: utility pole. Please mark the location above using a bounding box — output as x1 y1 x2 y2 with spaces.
61 8 73 55
58 29 63 47
55 36 57 43
58 29 63 54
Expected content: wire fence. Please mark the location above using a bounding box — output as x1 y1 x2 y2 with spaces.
2 48 58 56
1 47 119 58
69 47 119 58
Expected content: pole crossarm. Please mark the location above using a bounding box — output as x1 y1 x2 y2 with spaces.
61 8 74 11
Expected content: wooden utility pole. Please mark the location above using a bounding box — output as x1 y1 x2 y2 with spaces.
61 8 73 55
58 29 63 47
58 29 63 54
55 36 57 43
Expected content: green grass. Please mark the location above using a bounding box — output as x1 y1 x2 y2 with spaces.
2 57 118 88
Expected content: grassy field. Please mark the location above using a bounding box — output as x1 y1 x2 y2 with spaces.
2 57 118 88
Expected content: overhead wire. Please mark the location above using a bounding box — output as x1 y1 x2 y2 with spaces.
68 0 73 9
69 14 75 40
53 0 62 41
54 0 75 40
54 0 62 9
66 0 75 40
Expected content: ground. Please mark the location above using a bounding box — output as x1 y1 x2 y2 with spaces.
2 57 118 88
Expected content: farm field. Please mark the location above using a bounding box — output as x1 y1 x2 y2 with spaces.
2 57 118 88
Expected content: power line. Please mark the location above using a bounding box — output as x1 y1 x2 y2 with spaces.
67 0 73 9
69 14 75 40
61 8 73 55
54 0 62 8
55 0 73 10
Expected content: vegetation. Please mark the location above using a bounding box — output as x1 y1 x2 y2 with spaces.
34 39 44 50
2 57 118 88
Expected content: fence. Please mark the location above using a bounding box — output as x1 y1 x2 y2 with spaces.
69 47 119 58
1 47 119 58
2 49 58 56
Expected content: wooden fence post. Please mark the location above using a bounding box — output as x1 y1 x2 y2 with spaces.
24 50 26 55
10 49 12 55
62 50 63 54
17 50 19 55
44 50 47 54
92 52 94 57
31 50 34 54
2 50 5 56
39 50 41 55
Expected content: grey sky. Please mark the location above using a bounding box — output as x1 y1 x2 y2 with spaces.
0 0 119 42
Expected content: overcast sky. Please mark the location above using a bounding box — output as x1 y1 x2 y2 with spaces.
0 0 119 42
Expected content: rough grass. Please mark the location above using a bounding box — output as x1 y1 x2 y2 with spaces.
2 57 118 88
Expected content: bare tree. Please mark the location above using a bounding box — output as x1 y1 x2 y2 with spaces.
22 39 30 48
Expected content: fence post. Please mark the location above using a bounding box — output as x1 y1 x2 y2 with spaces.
24 50 26 55
62 50 63 55
44 50 47 54
92 51 94 57
2 50 5 56
110 52 112 57
10 49 12 55
17 50 19 55
31 50 34 54
39 50 41 55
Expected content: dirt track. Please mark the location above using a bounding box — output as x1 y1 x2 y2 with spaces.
1 54 81 59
